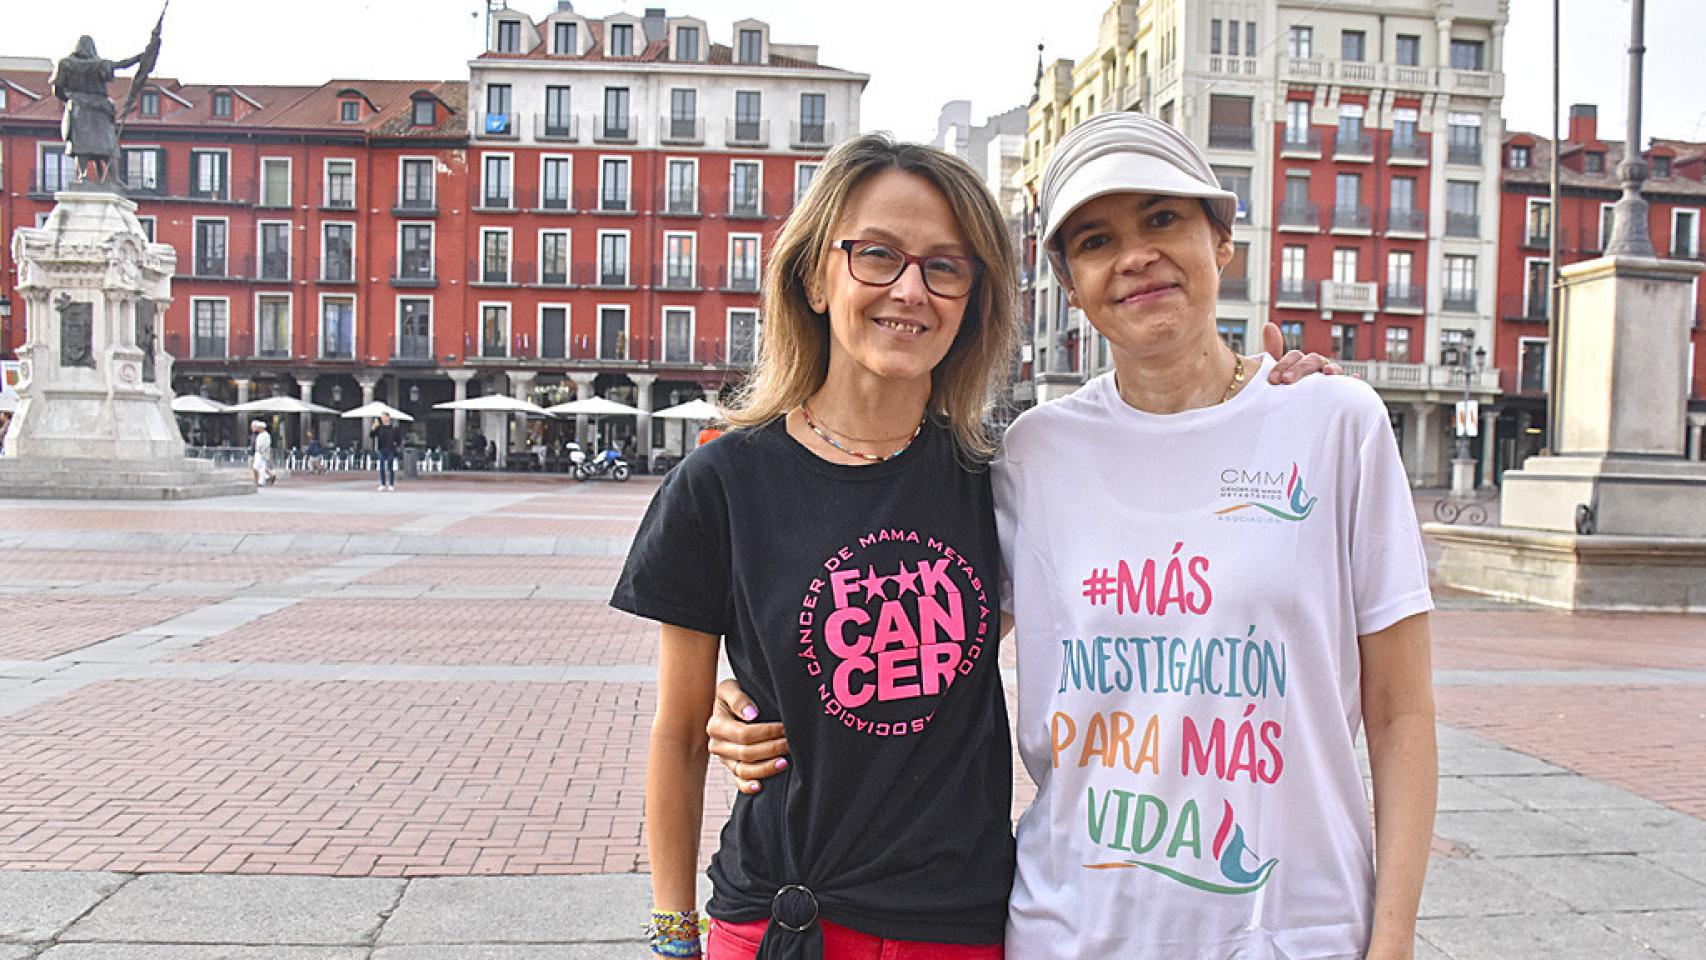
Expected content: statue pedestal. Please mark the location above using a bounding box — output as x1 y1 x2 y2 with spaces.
0 188 251 499
1432 254 1706 612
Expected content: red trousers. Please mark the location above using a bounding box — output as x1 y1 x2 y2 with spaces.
707 918 1004 960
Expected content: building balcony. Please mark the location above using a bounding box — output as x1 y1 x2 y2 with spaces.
1385 287 1425 313
1320 279 1379 314
1337 360 1501 394
791 121 833 149
535 114 580 142
1451 69 1504 97
389 259 437 288
654 262 705 291
256 255 291 283
660 116 704 145
533 189 573 213
1206 56 1258 78
1208 125 1254 150
478 112 518 140
1500 292 1550 324
1446 212 1481 238
581 188 632 214
1523 227 1553 249
1279 129 1322 158
469 258 522 287
1671 242 1703 261
1331 205 1372 232
726 197 765 220
1274 280 1319 308
728 118 770 147
717 265 760 294
392 196 438 217
1278 202 1321 231
1334 130 1373 160
1218 276 1250 301
1448 142 1483 166
1389 136 1429 164
594 114 638 144
1442 291 1479 313
315 258 357 284
1387 208 1427 236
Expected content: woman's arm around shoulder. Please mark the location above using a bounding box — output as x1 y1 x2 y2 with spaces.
649 624 722 913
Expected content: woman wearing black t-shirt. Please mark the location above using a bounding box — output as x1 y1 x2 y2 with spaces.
614 136 1022 960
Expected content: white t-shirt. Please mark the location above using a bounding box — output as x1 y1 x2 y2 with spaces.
252 430 272 461
995 356 1431 960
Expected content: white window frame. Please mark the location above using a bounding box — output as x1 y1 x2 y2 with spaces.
1672 208 1700 258
394 296 435 356
727 233 762 290
119 144 163 192
259 156 292 208
1523 256 1552 316
1444 254 1477 305
319 220 356 282
726 307 761 365
1285 100 1310 140
323 157 357 208
190 296 231 359
597 229 631 286
192 216 229 276
598 154 631 211
537 302 572 359
36 141 73 192
794 161 820 204
1525 197 1552 242
479 226 513 284
256 219 293 280
552 19 579 55
480 151 514 209
190 147 232 198
1386 249 1413 296
729 159 763 215
664 156 699 213
1281 245 1307 286
478 300 512 358
1384 325 1412 363
538 153 574 210
1598 202 1618 251
537 228 572 285
1332 247 1358 283
397 155 436 207
1288 25 1313 59
661 305 697 364
135 215 157 242
597 303 631 360
396 221 435 279
1517 335 1550 392
253 291 293 357
663 230 697 288
317 293 357 359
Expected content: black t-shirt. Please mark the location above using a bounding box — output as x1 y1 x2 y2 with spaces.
370 424 400 452
612 417 1014 946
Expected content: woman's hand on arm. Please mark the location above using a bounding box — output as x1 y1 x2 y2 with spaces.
1260 321 1342 383
706 678 790 794
1359 612 1438 960
647 624 722 913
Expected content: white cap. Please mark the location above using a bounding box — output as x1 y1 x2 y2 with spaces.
1038 112 1237 281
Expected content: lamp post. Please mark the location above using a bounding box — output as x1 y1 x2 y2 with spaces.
1450 331 1486 497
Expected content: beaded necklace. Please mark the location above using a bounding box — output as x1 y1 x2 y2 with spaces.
798 402 925 463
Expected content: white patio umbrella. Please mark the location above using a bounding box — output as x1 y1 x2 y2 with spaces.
339 401 415 422
542 396 643 417
650 398 722 421
433 395 551 416
170 394 229 414
229 395 340 416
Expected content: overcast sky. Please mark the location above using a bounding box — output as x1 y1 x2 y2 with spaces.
7 0 1701 144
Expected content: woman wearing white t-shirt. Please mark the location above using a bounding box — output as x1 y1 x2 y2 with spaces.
710 112 1436 960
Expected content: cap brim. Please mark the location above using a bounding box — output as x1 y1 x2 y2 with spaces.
1041 152 1239 252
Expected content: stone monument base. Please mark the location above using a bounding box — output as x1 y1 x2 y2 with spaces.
1426 522 1706 613
0 456 254 500
1495 454 1706 538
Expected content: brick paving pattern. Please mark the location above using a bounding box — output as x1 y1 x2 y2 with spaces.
0 595 207 660
171 598 657 666
0 507 400 534
0 678 732 875
358 555 628 586
0 550 331 585
440 515 645 538
1431 608 1706 670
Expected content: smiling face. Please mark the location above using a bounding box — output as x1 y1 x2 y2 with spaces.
1057 191 1233 354
811 168 974 394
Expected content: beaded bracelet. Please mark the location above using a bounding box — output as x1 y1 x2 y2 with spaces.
648 908 703 958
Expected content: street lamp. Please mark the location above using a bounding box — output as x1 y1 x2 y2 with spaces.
1455 332 1487 463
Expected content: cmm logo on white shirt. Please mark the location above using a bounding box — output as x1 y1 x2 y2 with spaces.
1212 463 1319 524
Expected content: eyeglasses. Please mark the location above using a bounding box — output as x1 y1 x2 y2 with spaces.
835 239 981 299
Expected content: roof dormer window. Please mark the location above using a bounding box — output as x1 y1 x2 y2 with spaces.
554 20 578 55
140 89 159 116
737 28 763 64
340 100 360 123
212 91 232 119
412 97 435 127
609 22 634 57
1585 151 1605 174
496 19 521 53
1508 145 1531 169
676 26 699 60
1653 155 1672 178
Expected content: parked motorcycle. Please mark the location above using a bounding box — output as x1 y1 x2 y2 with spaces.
574 446 630 482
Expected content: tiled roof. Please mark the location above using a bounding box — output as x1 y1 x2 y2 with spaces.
475 33 851 74
1503 133 1706 195
0 69 49 102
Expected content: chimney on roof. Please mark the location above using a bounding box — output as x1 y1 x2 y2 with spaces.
1569 104 1598 145
642 7 667 44
556 1 574 10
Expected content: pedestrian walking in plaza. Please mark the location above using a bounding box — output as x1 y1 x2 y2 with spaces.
617 130 1342 959
692 117 1429 960
370 413 400 490
248 419 273 488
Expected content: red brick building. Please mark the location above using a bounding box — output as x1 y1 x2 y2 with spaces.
1495 104 1706 470
1 3 867 463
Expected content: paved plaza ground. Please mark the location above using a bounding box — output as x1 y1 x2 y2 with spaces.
0 475 1703 958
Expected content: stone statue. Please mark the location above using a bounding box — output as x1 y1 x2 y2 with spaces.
50 11 164 184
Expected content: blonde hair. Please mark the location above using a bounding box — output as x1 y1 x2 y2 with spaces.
723 134 1019 462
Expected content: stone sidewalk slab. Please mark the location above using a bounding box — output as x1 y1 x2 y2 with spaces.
1419 912 1679 960
0 871 127 941
39 948 366 960
1487 854 1706 912
59 875 404 945
379 874 660 944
